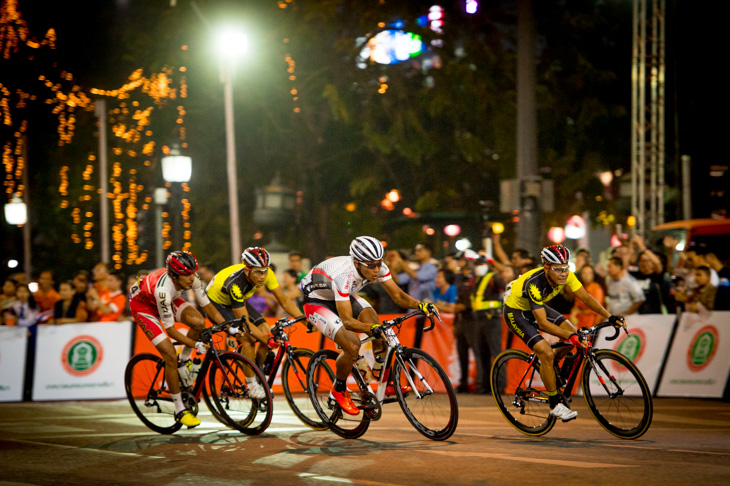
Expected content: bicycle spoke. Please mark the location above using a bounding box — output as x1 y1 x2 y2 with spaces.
124 354 181 434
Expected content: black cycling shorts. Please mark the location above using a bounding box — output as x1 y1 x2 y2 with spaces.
502 304 566 349
209 300 267 329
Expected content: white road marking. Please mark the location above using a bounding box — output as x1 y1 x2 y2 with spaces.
424 450 639 468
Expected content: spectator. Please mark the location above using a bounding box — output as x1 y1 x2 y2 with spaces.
492 233 533 275
9 284 39 327
280 268 303 313
384 249 410 297
574 248 592 271
51 280 89 324
705 252 730 311
432 269 458 313
197 262 216 287
288 250 308 283
1 277 18 325
453 256 475 393
470 260 506 394
630 249 674 314
392 243 438 349
605 256 645 315
87 270 127 321
91 262 110 296
676 266 717 313
33 270 60 312
570 264 606 327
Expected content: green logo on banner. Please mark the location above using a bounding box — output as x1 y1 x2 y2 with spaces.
617 334 641 362
690 331 715 368
66 340 99 372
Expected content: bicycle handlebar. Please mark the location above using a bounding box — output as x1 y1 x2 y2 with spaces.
271 315 309 335
579 320 628 342
198 318 244 344
381 310 441 332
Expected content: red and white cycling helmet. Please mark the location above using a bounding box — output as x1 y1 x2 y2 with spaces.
242 247 271 268
540 245 571 266
166 251 199 276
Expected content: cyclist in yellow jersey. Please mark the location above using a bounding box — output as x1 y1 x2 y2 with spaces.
502 245 626 422
206 247 304 398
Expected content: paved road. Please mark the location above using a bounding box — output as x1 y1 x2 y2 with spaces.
1 395 729 485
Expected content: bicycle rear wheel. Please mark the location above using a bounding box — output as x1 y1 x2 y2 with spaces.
393 348 458 441
282 348 327 430
208 352 274 435
124 353 181 434
307 349 370 439
491 349 556 436
582 349 653 439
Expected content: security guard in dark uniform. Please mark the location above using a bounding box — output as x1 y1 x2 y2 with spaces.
470 258 506 394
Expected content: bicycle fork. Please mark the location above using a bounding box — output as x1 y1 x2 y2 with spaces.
584 351 624 399
394 352 433 399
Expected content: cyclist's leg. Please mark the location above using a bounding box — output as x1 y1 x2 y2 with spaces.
538 307 578 420
352 297 384 356
176 300 205 362
246 304 271 367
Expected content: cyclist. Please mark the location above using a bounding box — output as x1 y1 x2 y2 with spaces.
206 247 304 398
502 244 625 422
128 251 227 428
300 236 439 415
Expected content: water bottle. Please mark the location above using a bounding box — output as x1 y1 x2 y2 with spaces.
178 361 192 388
356 356 374 382
189 357 202 384
262 351 276 376
372 354 385 380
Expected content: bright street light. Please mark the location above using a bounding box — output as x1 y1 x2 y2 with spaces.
216 26 248 264
4 196 27 225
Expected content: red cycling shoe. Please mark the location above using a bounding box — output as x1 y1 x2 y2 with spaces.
385 382 413 397
329 388 359 415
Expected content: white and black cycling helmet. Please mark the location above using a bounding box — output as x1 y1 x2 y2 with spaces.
349 236 384 262
541 245 571 266
167 251 199 276
242 247 271 268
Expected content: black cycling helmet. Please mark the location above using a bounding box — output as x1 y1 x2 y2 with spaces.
349 236 384 262
241 247 271 268
541 245 571 266
166 251 199 276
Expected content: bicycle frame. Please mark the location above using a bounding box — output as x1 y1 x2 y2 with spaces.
265 315 309 389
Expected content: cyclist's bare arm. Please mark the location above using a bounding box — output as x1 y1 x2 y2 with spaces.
231 305 271 344
573 286 612 322
270 286 304 318
335 299 373 334
167 325 198 348
532 306 574 340
200 302 226 326
381 278 432 312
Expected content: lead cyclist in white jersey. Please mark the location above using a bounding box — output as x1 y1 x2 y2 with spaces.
300 236 439 415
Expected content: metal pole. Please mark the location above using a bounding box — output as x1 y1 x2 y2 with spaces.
21 135 31 283
682 155 691 220
95 99 110 263
631 0 639 235
649 0 658 231
516 0 539 256
657 0 666 225
638 0 647 236
221 63 242 264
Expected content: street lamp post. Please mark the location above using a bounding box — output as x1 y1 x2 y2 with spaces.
161 153 192 252
153 188 168 268
216 28 248 265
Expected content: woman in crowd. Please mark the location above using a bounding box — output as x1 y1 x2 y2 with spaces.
570 264 605 327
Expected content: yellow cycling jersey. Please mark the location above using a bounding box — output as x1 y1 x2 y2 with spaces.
504 266 582 312
205 264 280 308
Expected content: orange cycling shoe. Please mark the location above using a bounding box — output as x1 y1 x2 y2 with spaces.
385 382 413 397
329 388 359 415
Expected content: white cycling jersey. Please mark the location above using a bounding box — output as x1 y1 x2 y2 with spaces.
300 256 392 302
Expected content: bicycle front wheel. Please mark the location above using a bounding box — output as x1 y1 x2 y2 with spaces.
491 349 556 436
282 348 327 430
393 348 458 441
582 349 653 439
124 353 181 434
307 349 370 439
208 352 274 435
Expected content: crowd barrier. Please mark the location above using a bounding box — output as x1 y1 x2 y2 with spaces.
1 311 729 402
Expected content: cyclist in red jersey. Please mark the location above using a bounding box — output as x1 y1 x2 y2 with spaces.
300 236 439 415
128 251 226 428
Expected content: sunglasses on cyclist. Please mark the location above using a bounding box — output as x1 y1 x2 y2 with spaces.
358 260 383 270
548 265 570 274
249 268 269 276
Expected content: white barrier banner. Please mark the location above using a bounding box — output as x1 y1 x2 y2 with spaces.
591 314 676 395
32 321 133 401
657 311 730 398
0 327 28 402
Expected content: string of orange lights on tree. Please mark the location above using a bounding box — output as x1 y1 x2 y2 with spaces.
1 1 192 269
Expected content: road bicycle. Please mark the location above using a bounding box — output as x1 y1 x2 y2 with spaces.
307 310 458 440
124 319 273 435
261 315 326 430
491 320 653 439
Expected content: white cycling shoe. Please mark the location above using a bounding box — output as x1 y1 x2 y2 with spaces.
247 382 267 399
550 403 578 422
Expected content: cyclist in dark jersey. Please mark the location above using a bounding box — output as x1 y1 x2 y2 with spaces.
503 245 625 422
